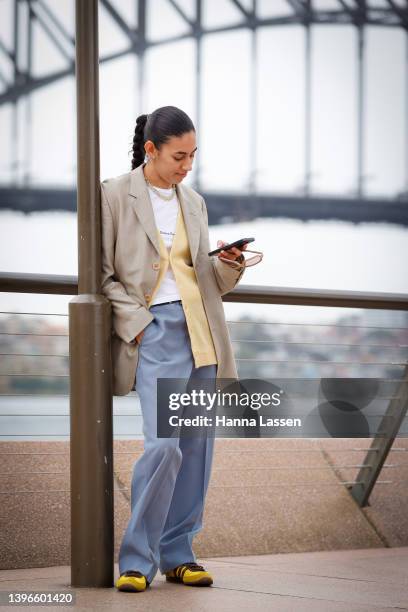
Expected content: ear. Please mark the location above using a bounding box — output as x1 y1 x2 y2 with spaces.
144 140 155 157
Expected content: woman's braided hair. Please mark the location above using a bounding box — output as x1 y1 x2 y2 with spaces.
130 105 195 170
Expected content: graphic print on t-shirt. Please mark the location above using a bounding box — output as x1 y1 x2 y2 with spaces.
147 185 181 304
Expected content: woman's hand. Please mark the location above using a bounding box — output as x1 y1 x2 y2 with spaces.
134 329 145 344
216 240 247 262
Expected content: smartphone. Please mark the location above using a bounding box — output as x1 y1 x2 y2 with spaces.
208 237 255 257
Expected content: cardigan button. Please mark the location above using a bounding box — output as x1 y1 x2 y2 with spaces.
152 262 160 270
144 293 151 301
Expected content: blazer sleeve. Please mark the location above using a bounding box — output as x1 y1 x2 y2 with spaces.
200 196 245 296
100 182 154 343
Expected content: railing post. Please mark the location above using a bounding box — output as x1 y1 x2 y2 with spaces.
350 365 408 507
69 0 114 587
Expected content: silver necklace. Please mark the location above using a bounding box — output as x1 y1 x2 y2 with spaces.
145 177 176 201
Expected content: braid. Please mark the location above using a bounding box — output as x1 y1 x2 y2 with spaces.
131 114 149 170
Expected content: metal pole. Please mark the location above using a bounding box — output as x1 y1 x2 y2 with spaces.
25 0 33 185
137 0 146 112
350 365 408 507
12 0 19 184
70 0 114 587
304 19 311 196
194 0 202 192
249 0 257 195
357 21 365 198
405 31 408 195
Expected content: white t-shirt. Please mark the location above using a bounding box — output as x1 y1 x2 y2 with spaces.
147 184 181 306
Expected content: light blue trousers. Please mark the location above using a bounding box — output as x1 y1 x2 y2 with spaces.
118 301 216 584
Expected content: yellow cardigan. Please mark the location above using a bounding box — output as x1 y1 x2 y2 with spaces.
147 201 218 368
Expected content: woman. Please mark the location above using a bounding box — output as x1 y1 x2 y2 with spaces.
100 105 247 593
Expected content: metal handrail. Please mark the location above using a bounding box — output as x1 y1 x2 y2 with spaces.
1 271 408 310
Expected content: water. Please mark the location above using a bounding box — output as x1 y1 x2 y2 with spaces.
0 394 144 441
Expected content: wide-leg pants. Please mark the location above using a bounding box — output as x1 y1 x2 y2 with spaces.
117 301 217 584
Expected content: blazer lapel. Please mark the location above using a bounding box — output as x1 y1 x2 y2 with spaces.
128 163 201 265
128 164 160 256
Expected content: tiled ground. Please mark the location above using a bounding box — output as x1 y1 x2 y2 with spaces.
1 547 407 611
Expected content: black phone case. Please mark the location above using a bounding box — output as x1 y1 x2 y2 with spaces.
208 237 254 257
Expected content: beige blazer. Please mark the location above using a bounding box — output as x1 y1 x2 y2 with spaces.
100 163 245 396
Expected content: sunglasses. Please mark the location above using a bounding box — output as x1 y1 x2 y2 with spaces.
218 248 263 270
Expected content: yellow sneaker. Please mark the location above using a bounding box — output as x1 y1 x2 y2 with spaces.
165 562 213 586
115 570 149 592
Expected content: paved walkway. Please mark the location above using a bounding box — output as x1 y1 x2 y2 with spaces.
1 547 407 611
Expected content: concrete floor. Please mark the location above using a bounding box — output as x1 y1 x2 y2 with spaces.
2 438 408 570
1 547 407 611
